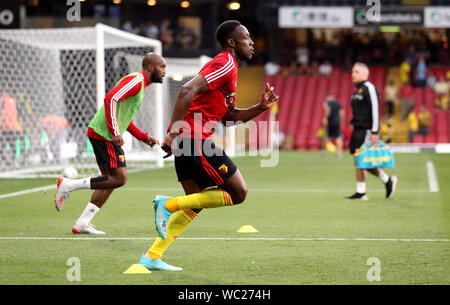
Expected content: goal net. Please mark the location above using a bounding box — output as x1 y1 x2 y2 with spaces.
0 24 207 178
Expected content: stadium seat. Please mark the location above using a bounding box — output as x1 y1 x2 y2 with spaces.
285 76 307 144
369 66 386 118
277 75 297 134
338 71 352 127
413 87 425 113
448 111 450 143
425 133 437 144
436 110 448 143
295 77 318 150
307 76 329 150
413 134 424 143
424 88 435 111
328 67 342 98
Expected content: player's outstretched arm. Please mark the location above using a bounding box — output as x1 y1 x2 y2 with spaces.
221 83 278 124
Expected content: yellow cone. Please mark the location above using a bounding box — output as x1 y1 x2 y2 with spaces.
237 225 258 233
326 141 337 152
123 264 151 274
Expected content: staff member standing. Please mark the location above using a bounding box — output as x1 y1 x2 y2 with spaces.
346 62 398 201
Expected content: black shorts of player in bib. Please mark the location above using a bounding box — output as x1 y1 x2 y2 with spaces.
88 137 126 169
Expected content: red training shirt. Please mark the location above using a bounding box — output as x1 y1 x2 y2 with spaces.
180 50 238 139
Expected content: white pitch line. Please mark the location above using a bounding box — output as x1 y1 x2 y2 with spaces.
121 188 430 193
426 161 439 192
0 237 448 242
0 185 56 199
0 185 431 200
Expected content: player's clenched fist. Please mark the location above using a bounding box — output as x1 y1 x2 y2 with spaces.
112 135 124 147
258 83 279 110
161 132 178 158
144 136 160 148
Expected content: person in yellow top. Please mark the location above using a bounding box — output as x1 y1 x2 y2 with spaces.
408 110 419 142
439 94 449 110
384 79 398 116
379 116 394 143
399 59 411 84
417 106 430 136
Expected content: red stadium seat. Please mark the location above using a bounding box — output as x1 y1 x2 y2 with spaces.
435 110 448 143
285 76 307 146
425 133 436 143
277 75 297 134
413 87 425 113
308 76 330 150
295 77 318 150
448 111 450 143
413 134 424 143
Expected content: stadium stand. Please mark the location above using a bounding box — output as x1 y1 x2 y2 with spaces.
254 65 449 150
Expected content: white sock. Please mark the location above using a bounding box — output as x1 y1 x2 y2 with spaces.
77 202 100 225
67 178 91 191
378 170 389 184
356 182 366 194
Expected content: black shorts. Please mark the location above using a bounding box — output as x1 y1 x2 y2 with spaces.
88 137 126 168
349 128 371 155
174 137 237 190
326 125 342 139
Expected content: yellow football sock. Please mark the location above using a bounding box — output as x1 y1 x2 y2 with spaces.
164 188 233 213
147 209 198 260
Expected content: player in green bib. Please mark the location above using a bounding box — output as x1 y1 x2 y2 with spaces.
54 53 167 234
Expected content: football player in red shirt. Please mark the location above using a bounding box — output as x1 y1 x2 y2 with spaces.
138 20 278 271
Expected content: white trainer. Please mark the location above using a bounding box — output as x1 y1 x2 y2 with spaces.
72 222 105 234
55 177 72 211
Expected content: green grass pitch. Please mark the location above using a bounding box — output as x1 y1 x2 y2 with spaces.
0 151 449 285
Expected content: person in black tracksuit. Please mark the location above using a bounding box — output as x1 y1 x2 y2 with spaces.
322 93 344 157
346 63 398 200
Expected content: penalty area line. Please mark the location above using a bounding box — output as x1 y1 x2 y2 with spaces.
0 237 448 242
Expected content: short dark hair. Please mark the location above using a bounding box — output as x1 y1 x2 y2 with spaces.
215 20 241 48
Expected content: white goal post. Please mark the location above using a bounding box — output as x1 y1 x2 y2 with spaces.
0 23 208 178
